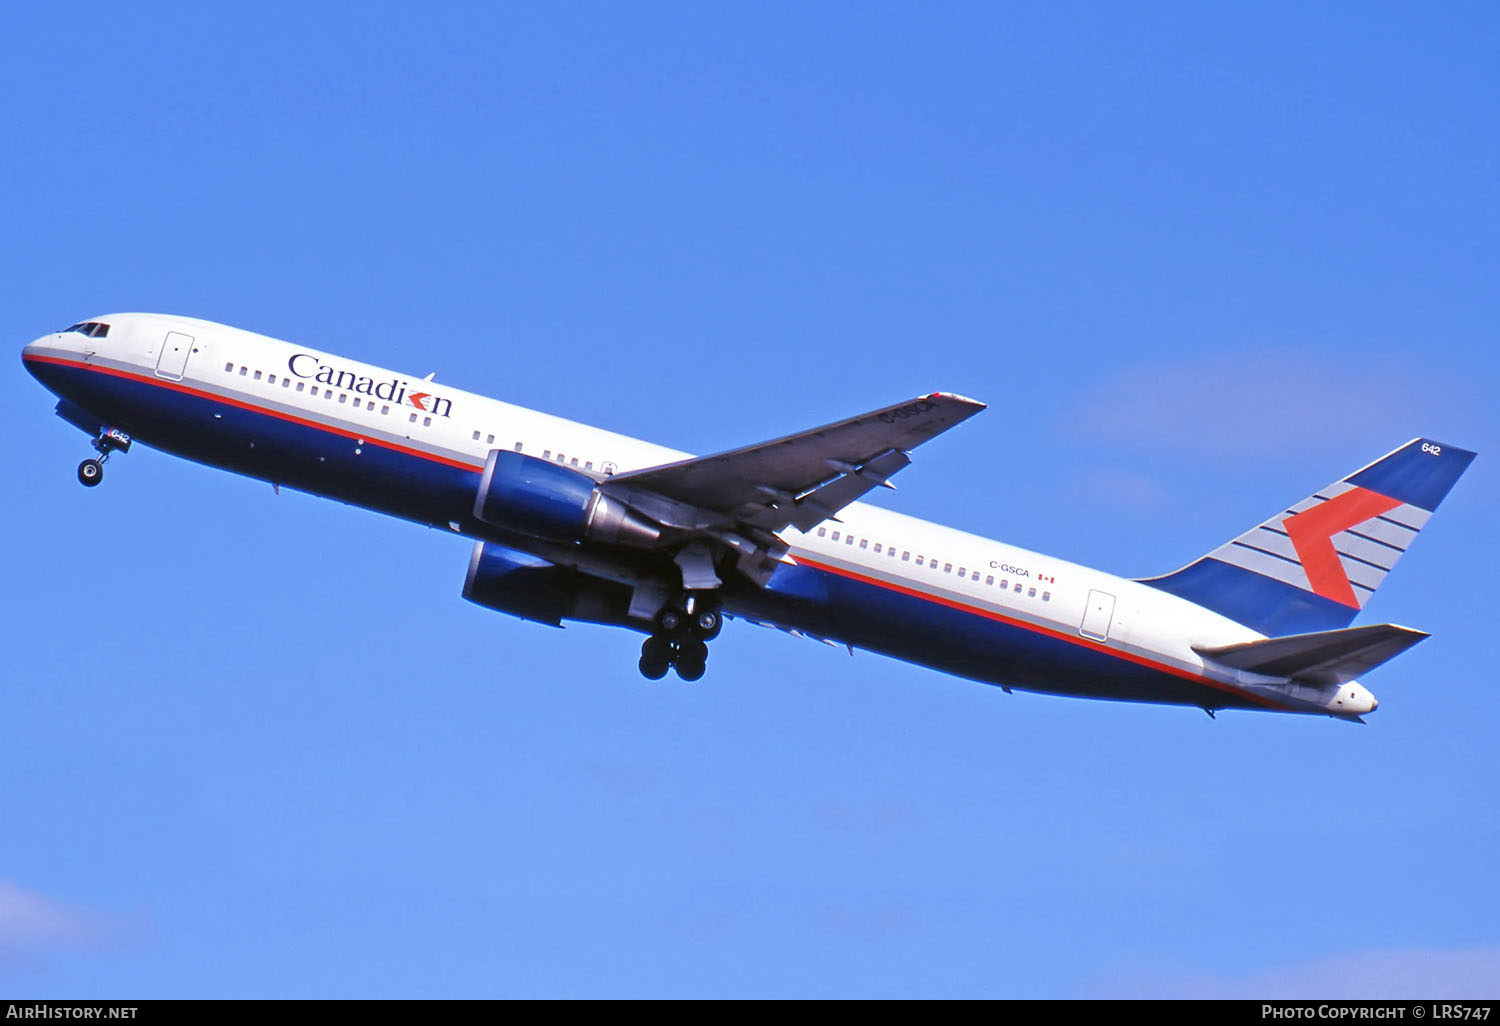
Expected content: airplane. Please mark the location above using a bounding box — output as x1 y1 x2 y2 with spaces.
22 313 1475 719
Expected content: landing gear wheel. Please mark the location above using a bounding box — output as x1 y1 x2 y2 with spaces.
694 608 722 640
638 637 671 680
643 591 722 681
674 638 708 680
77 459 103 487
674 651 707 682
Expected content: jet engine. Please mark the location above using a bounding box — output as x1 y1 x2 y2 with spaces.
473 449 661 548
461 540 638 629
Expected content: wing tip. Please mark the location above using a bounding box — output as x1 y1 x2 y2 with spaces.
926 391 987 410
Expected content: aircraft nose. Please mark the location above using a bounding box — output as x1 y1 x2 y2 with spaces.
21 332 60 380
22 331 54 355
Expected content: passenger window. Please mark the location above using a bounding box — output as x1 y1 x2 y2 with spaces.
902 551 910 561
873 543 882 553
585 461 593 471
487 434 495 445
472 430 481 441
817 527 826 537
296 382 305 392
944 563 952 573
986 575 994 586
239 367 248 376
324 389 333 399
381 405 389 415
1014 583 1022 592
859 539 867 549
915 556 924 566
282 378 290 388
338 394 347 404
958 567 966 577
846 535 855 545
1042 591 1051 602
268 374 276 385
423 416 432 427
1028 587 1036 598
253 370 262 380
409 413 418 423
514 442 523 452
224 362 233 372
543 450 551 460
570 458 579 467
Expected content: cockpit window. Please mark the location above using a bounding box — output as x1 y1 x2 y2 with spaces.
61 321 110 338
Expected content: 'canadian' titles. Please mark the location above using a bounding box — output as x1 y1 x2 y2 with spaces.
288 353 452 417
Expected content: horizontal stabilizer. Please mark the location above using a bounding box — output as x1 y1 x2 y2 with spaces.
1193 624 1428 685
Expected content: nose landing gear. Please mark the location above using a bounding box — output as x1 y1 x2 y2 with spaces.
77 427 132 487
639 592 722 682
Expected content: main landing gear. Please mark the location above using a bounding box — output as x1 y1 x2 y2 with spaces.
638 592 723 683
77 427 132 488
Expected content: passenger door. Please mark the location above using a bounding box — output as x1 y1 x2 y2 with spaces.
155 330 195 381
1080 589 1116 642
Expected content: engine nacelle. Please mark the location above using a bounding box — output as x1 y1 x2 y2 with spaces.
461 540 636 629
473 449 660 547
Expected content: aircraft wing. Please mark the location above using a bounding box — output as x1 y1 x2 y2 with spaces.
600 393 986 536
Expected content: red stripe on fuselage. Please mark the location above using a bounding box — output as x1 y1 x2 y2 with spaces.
790 554 1293 711
23 353 482 473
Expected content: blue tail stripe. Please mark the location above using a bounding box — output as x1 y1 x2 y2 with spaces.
1347 438 1477 511
1145 558 1357 636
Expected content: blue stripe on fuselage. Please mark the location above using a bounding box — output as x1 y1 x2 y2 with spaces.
27 355 481 527
730 559 1268 711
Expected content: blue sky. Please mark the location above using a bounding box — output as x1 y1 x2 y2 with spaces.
3 1 1497 998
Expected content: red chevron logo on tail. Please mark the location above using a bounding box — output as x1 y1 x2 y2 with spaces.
1283 487 1402 607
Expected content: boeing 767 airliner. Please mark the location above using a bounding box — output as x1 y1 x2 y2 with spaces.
22 314 1475 718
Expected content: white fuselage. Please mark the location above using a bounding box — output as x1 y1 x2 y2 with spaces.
22 313 1380 717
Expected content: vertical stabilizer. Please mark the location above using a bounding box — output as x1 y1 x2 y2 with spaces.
1141 439 1475 635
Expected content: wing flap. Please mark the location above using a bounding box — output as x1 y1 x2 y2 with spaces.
739 448 912 532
